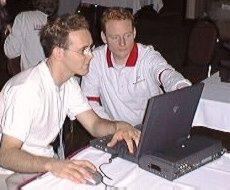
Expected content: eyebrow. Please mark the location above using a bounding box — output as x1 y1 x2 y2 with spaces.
78 44 94 51
108 32 133 37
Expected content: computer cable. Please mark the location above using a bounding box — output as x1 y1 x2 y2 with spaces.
98 153 119 189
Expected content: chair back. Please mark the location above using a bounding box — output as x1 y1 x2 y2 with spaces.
187 19 219 66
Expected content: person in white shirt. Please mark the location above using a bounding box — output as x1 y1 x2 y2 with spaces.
0 14 140 189
81 7 191 126
4 0 59 71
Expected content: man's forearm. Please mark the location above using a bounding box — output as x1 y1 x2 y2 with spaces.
91 118 133 138
90 117 117 137
77 110 133 138
0 148 55 173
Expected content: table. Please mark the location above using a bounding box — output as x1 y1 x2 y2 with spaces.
21 147 230 190
193 72 230 132
81 0 163 14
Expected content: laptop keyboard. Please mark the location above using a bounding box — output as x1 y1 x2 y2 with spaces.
90 123 143 163
113 140 129 155
90 135 138 163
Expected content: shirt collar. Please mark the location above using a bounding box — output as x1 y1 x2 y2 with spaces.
41 59 63 91
106 43 138 68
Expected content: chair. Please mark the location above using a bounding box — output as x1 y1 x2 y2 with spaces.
182 19 219 84
219 41 230 82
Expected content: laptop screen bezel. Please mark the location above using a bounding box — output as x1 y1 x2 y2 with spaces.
135 83 204 158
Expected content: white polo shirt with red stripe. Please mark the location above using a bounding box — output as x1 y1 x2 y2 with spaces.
81 43 191 126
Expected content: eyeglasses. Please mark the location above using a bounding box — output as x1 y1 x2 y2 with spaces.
107 32 134 44
65 45 95 56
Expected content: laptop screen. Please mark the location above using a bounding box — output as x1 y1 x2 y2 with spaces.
136 83 204 157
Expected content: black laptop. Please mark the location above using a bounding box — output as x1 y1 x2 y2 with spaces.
90 83 224 180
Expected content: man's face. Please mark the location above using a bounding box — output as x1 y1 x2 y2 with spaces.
102 19 136 62
62 29 93 76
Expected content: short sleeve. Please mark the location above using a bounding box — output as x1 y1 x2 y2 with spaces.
145 46 173 85
66 77 91 120
144 45 190 91
1 84 38 142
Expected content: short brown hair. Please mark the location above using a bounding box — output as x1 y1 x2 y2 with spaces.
101 7 134 33
40 13 89 57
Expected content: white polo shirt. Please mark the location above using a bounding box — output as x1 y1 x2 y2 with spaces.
0 60 91 159
4 10 47 70
81 43 191 126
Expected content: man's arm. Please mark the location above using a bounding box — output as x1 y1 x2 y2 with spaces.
159 69 191 91
76 109 140 153
147 46 191 91
0 134 96 183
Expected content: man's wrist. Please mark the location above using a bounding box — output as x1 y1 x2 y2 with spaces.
113 121 119 134
112 121 133 134
44 158 57 172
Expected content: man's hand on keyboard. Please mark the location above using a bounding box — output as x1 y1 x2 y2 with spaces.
107 121 141 154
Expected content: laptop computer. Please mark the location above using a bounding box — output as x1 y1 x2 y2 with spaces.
91 82 225 180
90 83 206 163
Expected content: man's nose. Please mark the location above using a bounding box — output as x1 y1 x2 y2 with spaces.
119 37 127 46
86 51 93 61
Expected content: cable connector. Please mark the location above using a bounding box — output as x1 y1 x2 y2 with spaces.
109 153 118 163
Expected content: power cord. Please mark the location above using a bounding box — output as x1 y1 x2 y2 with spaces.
99 153 119 189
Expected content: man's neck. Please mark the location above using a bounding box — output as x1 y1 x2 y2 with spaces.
46 58 72 86
113 54 129 66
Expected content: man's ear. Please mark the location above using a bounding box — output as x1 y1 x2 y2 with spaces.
101 31 107 44
53 47 64 60
133 27 136 39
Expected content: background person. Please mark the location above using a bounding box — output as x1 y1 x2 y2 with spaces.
4 0 59 71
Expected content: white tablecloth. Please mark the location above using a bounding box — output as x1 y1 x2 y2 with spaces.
21 147 230 190
81 0 163 13
193 72 230 132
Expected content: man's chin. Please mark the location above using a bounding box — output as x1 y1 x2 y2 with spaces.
76 69 89 76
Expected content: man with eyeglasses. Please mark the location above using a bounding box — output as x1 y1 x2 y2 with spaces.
81 7 191 126
0 14 140 189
